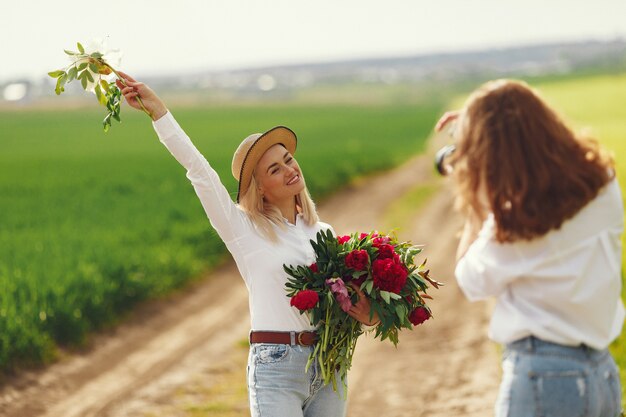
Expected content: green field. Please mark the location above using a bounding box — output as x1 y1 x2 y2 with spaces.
0 102 442 373
535 73 626 403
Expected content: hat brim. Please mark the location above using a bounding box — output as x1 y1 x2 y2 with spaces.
237 126 298 202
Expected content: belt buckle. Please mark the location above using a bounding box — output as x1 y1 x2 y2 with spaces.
297 332 306 345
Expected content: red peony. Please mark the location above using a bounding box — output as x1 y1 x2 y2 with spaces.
337 235 351 245
372 235 391 247
290 290 319 311
309 263 319 273
372 258 408 294
409 306 431 325
376 244 396 260
350 275 366 286
345 249 370 271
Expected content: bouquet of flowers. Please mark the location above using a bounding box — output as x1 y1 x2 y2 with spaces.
48 39 152 131
284 229 441 391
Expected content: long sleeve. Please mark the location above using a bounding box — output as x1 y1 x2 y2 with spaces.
454 216 521 301
152 112 250 243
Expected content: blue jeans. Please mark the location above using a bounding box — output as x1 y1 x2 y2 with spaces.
247 343 347 417
496 336 623 417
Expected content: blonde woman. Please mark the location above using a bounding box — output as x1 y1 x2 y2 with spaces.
437 79 624 417
116 72 377 417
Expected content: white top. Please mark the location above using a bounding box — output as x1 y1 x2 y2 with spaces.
153 112 332 332
455 177 625 349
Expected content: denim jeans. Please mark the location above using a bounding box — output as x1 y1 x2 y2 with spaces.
496 336 623 417
247 343 347 417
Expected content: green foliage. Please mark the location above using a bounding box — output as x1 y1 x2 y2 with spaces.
102 85 122 132
0 102 439 374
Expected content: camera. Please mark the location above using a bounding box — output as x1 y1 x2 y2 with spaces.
434 145 456 176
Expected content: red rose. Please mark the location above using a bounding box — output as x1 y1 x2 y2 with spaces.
376 244 395 260
409 306 431 325
309 263 319 273
290 290 319 311
337 235 351 244
372 258 408 294
345 249 370 271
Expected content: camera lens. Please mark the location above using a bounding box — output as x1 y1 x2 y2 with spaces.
435 145 456 176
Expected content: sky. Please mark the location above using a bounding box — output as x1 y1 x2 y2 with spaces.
3 0 626 83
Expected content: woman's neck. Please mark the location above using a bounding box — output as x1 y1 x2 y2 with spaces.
274 198 297 225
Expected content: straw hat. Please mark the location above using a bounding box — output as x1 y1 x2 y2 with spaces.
231 126 298 202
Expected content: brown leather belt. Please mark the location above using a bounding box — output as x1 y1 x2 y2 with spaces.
249 331 318 346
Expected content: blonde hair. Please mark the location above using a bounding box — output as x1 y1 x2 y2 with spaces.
238 175 320 242
451 79 614 243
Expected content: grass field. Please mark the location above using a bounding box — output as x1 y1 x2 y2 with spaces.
535 73 626 404
0 101 442 373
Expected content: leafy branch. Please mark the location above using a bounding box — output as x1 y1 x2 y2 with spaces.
48 41 152 132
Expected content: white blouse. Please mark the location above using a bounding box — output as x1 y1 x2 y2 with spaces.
153 112 331 332
456 177 625 349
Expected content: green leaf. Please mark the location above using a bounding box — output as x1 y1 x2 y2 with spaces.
85 71 94 83
64 49 78 56
67 66 77 82
94 84 105 106
55 74 67 95
395 303 407 320
103 113 112 132
81 75 88 90
90 52 103 59
47 70 65 78
78 62 88 71
77 42 85 54
100 79 109 91
380 291 391 304
89 63 98 73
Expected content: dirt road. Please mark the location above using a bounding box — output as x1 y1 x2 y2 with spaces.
0 136 499 417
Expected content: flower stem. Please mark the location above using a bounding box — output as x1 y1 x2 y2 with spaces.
104 64 152 119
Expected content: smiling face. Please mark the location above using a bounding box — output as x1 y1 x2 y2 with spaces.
254 144 305 205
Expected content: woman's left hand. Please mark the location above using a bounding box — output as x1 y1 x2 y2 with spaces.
435 110 460 132
347 283 380 326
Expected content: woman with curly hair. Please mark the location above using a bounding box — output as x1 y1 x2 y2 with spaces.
437 79 624 417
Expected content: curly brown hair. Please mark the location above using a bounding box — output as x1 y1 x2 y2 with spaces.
451 79 614 243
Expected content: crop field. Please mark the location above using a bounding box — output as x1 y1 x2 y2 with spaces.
0 102 442 373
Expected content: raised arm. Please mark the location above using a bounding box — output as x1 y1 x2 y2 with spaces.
117 73 250 243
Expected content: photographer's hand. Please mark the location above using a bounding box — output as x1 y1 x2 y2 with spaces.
435 110 460 133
